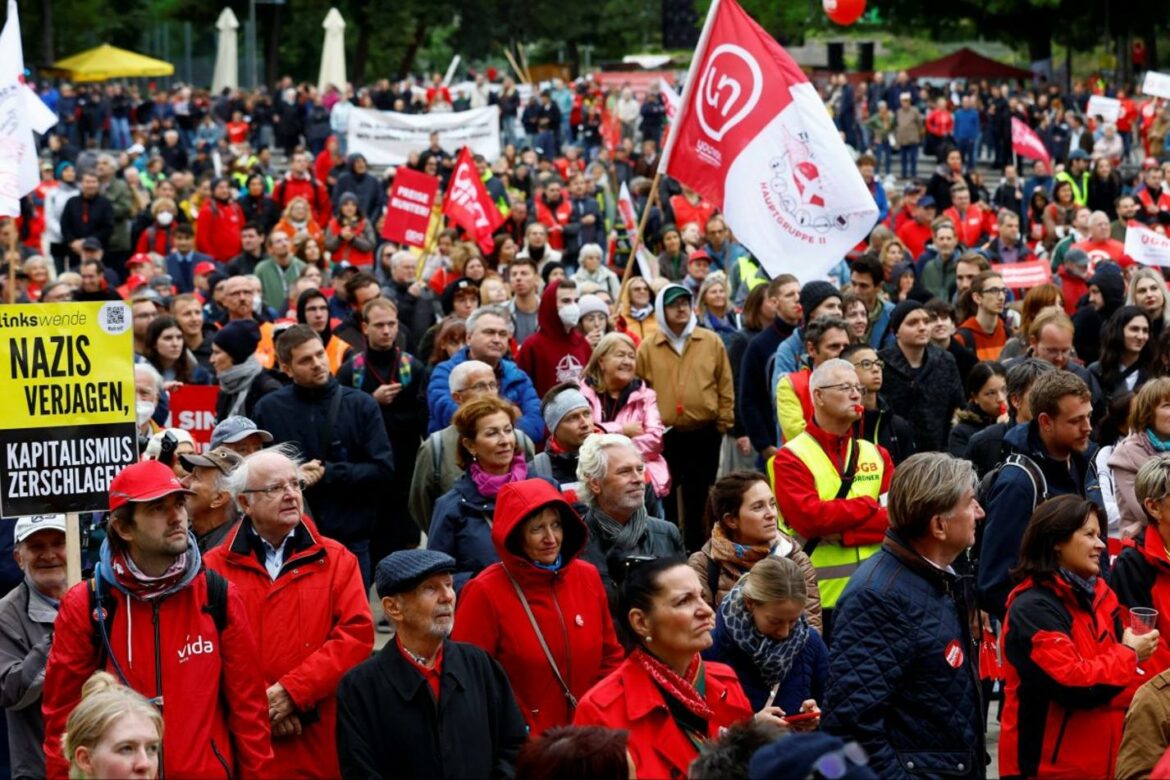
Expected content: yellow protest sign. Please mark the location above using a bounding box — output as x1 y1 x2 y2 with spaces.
0 302 136 516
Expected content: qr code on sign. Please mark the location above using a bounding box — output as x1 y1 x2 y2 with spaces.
98 302 131 335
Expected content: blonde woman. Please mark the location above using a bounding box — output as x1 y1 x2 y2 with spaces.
1128 267 1170 341
63 671 163 780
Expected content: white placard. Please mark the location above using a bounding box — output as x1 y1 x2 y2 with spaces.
1142 71 1170 100
1124 221 1170 268
346 106 501 166
1085 95 1121 123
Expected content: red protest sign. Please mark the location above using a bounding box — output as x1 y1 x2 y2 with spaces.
992 260 1052 289
167 385 220 451
382 167 440 247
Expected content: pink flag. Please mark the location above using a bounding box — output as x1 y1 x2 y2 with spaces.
1011 117 1052 169
660 0 877 279
442 147 504 255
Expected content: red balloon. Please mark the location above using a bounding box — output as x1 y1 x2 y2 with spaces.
487 66 499 82
824 0 865 25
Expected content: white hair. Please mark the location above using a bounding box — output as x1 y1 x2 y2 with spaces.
390 251 416 271
809 358 857 393
576 433 640 506
449 360 493 394
466 304 513 336
222 442 303 512
579 243 603 261
134 363 164 400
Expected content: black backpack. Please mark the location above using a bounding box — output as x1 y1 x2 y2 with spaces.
975 453 1049 511
88 567 229 684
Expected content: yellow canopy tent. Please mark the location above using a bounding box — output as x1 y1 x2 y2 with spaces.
44 44 174 82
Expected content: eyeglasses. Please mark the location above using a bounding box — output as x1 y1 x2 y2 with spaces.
242 479 306 498
805 741 870 780
979 287 1008 297
463 381 498 394
852 358 884 370
819 383 867 396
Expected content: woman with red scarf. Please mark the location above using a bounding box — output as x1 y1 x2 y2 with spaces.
574 556 764 780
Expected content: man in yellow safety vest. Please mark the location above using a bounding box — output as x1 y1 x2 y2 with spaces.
769 357 893 645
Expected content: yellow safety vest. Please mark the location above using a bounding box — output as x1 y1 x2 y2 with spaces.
769 432 885 609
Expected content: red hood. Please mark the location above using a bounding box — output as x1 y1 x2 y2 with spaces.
536 279 589 348
492 479 588 580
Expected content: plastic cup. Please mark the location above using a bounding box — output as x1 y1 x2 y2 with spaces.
1131 607 1159 636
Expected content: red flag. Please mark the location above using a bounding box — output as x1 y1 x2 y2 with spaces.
442 147 504 255
1011 117 1052 169
661 0 877 280
383 167 440 247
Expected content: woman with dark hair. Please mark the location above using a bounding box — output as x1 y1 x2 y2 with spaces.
1087 156 1123 219
573 556 758 780
144 315 211 386
325 193 376 268
1094 391 1134 539
1000 495 1155 779
453 479 623 735
1151 328 1170 379
238 173 280 233
740 284 773 337
1043 180 1079 247
1089 305 1153 403
488 234 517 275
948 361 1007 457
687 471 820 626
1026 186 1052 254
516 726 631 780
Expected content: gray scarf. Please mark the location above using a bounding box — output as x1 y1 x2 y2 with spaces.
586 504 650 552
217 356 264 416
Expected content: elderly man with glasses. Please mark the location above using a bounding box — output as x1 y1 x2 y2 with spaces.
204 444 373 779
771 357 894 646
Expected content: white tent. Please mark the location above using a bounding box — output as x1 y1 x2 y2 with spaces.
211 8 239 94
317 8 347 94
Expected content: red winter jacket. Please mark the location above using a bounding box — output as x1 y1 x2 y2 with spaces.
1000 574 1141 779
196 198 245 262
516 280 594 398
771 420 893 548
42 556 273 779
452 479 623 735
1056 265 1090 317
573 654 752 780
1109 524 1170 678
274 174 332 226
534 195 572 250
203 516 374 779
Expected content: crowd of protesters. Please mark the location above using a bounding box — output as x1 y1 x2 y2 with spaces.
6 62 1170 779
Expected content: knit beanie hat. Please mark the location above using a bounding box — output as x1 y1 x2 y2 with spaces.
213 319 262 365
799 281 841 325
577 294 610 320
889 299 926 336
542 386 590 435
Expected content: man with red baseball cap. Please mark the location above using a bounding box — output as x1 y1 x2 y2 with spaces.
41 460 273 778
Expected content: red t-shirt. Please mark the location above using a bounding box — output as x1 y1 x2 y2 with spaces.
226 121 250 145
397 637 444 702
1072 238 1126 265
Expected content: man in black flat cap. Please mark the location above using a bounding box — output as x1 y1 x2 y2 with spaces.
335 550 527 780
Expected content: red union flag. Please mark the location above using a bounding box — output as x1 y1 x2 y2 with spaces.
442 147 504 254
1011 117 1051 169
661 0 878 279
1124 221 1170 267
383 167 440 247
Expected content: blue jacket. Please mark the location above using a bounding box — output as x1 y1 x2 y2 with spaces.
867 179 890 224
976 421 1102 619
739 318 796 455
953 108 981 141
425 346 544 442
428 472 556 592
252 379 395 544
164 251 213 294
703 608 828 714
823 532 984 780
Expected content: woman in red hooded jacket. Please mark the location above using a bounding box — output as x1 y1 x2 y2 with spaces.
195 177 245 262
453 478 623 736
1001 495 1157 779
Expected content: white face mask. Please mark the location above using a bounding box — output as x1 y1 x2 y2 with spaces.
156 211 174 226
558 303 581 329
136 400 156 426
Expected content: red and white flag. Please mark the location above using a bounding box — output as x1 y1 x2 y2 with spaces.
659 78 681 120
1124 221 1170 267
1011 117 1052 169
617 181 638 232
660 0 877 280
442 147 504 255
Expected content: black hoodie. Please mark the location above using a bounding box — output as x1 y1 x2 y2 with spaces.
1072 265 1126 365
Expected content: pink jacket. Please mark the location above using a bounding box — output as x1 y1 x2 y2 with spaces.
580 381 671 496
